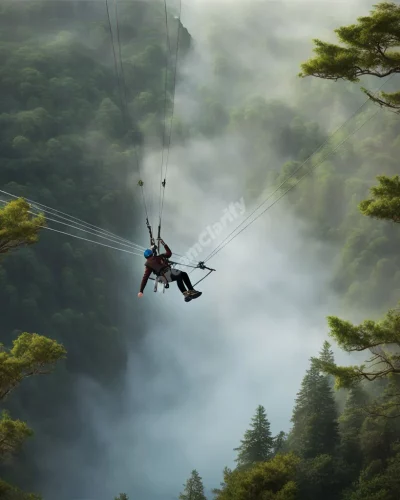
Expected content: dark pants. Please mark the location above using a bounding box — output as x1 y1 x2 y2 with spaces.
171 270 194 293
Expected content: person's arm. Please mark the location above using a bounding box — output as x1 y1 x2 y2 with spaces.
139 266 152 294
160 239 172 258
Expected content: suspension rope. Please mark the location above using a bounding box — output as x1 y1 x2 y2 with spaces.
157 0 173 250
204 75 394 263
105 0 125 120
160 0 182 223
107 0 150 225
205 107 381 263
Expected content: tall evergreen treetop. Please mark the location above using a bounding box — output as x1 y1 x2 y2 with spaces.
319 341 335 365
290 359 339 459
234 405 274 468
179 470 207 500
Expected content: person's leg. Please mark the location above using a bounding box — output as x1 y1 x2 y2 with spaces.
181 272 202 299
181 271 194 291
171 270 187 293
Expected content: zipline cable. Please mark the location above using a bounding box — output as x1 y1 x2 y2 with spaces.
1 198 199 263
204 75 394 263
205 108 381 262
43 226 144 256
0 188 144 250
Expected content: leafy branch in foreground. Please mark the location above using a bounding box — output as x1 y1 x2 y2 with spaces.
0 198 45 255
299 2 400 111
0 333 66 400
359 175 400 223
312 306 400 389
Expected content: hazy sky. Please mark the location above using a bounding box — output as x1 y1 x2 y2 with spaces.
35 0 379 498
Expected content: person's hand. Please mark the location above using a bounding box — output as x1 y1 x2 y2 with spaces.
159 238 165 245
138 292 143 298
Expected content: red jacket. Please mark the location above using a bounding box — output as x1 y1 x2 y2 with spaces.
139 244 172 293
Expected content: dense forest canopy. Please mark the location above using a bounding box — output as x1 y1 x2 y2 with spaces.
0 0 400 499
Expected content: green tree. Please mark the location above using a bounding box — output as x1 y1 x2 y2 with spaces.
344 443 400 500
316 307 400 389
296 454 348 500
179 470 207 500
114 494 128 500
299 2 400 111
0 333 65 499
359 175 400 223
0 411 33 463
0 332 66 400
234 405 274 468
0 199 45 255
339 386 370 473
319 341 336 388
289 358 339 458
213 452 299 500
0 479 41 500
273 431 287 456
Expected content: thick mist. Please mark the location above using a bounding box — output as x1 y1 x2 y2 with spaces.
33 0 380 499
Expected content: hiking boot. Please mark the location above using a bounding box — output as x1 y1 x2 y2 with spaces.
183 291 192 302
188 290 202 299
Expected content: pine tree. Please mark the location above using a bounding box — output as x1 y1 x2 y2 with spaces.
273 431 287 456
359 175 400 224
290 359 339 459
340 385 369 471
319 341 334 364
319 341 335 388
298 2 400 111
179 470 207 500
234 405 274 468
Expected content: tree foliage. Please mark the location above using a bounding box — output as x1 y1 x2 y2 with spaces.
0 332 66 400
213 453 299 500
289 356 339 459
0 333 65 499
234 405 275 468
0 199 45 255
179 470 207 500
315 307 400 389
299 2 400 110
359 175 400 223
0 411 33 464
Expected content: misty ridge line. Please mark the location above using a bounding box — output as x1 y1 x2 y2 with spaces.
177 197 246 265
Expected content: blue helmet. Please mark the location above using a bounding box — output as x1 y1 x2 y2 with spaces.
144 248 153 258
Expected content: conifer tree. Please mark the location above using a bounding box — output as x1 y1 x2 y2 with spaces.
234 405 274 468
273 431 287 456
179 470 207 500
319 341 335 388
339 385 370 472
290 359 339 458
299 2 400 111
359 175 400 223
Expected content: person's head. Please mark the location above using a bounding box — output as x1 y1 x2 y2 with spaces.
144 248 153 259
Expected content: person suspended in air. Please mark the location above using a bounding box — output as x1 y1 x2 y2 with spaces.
137 239 202 302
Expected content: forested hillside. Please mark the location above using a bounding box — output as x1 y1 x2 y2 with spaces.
0 0 190 497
